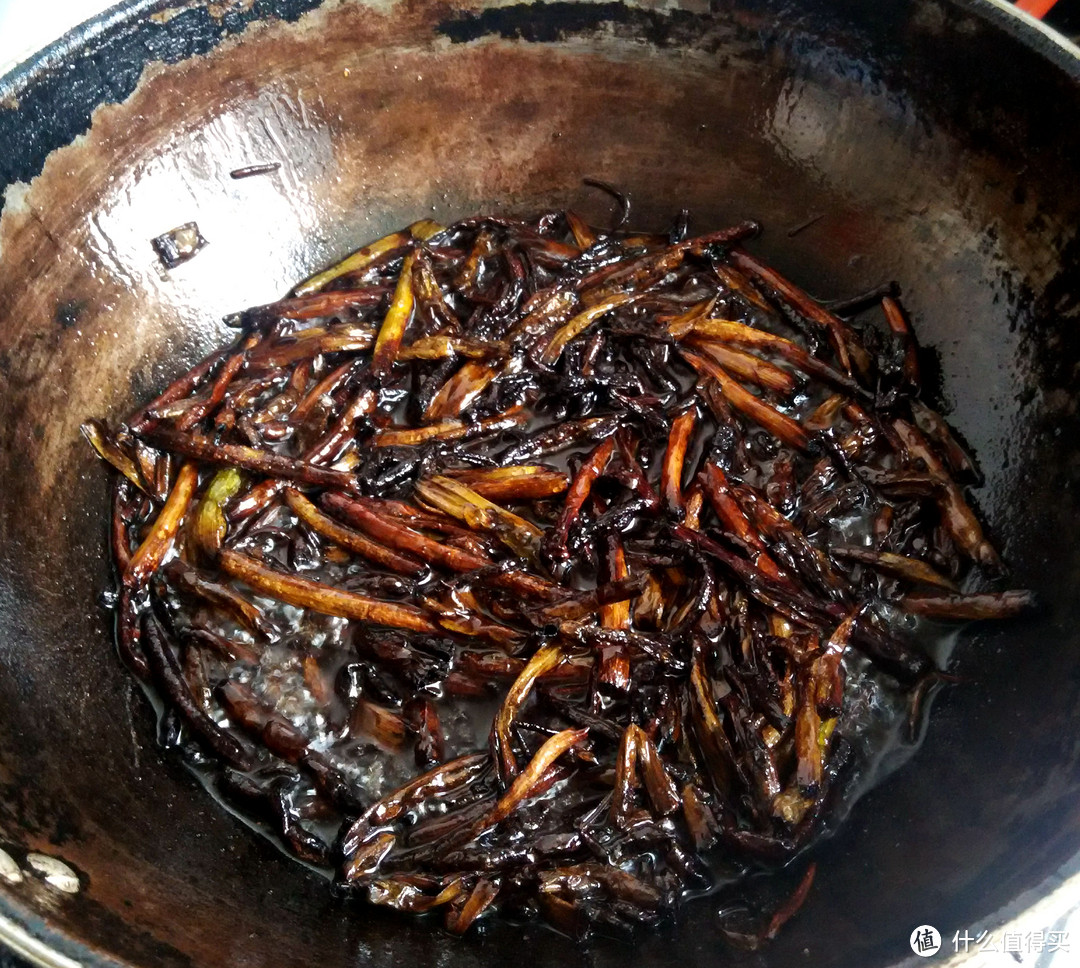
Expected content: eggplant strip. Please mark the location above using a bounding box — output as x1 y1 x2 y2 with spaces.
446 878 500 934
634 726 681 816
189 467 243 561
124 462 199 588
477 728 589 830
900 590 1034 621
247 287 387 322
143 614 252 768
540 293 634 365
285 489 426 576
138 425 361 494
728 250 868 377
698 463 782 580
443 465 570 502
249 328 375 367
683 318 865 398
177 341 255 430
82 421 146 491
547 437 616 561
374 408 528 447
424 361 502 419
414 477 543 562
218 548 439 633
831 545 959 592
218 680 363 812
293 220 442 296
690 339 798 395
881 296 920 389
910 399 982 484
371 252 417 377
682 350 810 452
492 643 567 782
661 407 697 514
340 753 492 857
320 492 554 599
126 346 229 433
609 724 639 826
892 418 1001 572
399 335 506 361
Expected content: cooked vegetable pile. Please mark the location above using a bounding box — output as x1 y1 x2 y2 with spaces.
84 204 1031 941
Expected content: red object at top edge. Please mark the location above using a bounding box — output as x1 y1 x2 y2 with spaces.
1015 0 1060 20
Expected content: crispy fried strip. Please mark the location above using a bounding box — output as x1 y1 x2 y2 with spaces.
483 727 589 826
285 489 426 576
881 296 920 388
425 361 501 419
728 250 866 377
634 725 681 816
892 418 1000 572
565 211 598 249
609 724 639 826
690 339 797 395
374 408 528 447
683 318 863 397
446 878 500 934
599 533 631 631
547 437 616 560
492 643 566 782
190 467 243 561
831 545 959 592
250 327 375 367
292 359 360 425
161 559 273 638
698 463 783 581
126 347 229 433
139 425 361 493
247 287 387 322
371 252 417 377
293 220 442 296
399 335 506 361
443 465 570 502
811 612 857 712
218 548 438 632
661 407 697 514
143 614 252 768
689 642 736 796
764 864 817 940
682 350 810 451
900 590 1034 620
124 462 199 588
82 421 146 491
910 399 982 483
177 339 255 430
540 293 633 365
793 665 823 792
323 492 554 599
414 477 543 561
340 753 492 857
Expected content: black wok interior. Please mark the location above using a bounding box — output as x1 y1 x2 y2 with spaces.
1 1 1080 966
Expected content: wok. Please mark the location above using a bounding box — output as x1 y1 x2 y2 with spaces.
1 0 1079 965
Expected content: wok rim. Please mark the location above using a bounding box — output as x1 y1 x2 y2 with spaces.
1 0 1079 966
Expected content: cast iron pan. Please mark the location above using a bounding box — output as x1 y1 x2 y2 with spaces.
1 1 1080 966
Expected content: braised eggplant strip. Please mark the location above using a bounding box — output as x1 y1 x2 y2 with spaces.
87 208 1027 940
